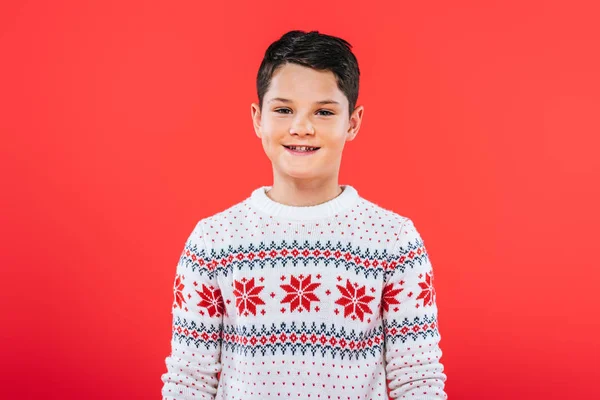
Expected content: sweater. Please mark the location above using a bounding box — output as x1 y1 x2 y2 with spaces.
161 185 448 400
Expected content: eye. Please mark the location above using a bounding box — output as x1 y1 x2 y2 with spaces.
274 108 291 114
317 110 334 116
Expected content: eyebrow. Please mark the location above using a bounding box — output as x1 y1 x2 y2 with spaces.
267 97 340 106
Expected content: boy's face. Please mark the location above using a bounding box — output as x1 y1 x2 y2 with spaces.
251 63 363 184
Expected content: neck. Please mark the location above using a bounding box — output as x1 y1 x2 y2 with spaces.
266 175 342 207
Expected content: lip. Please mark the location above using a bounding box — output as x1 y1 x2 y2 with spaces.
283 145 320 156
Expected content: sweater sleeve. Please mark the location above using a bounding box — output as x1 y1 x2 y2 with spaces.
383 218 448 400
161 221 223 399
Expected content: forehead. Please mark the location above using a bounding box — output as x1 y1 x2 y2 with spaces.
266 63 346 104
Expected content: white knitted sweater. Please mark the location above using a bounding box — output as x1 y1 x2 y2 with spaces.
161 185 448 399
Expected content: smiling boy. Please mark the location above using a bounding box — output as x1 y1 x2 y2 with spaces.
161 30 448 399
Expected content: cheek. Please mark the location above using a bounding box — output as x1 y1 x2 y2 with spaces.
262 133 277 147
260 133 281 155
261 123 286 146
262 116 286 131
324 131 348 149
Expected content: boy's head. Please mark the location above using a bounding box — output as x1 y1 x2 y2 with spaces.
251 30 364 184
256 30 360 117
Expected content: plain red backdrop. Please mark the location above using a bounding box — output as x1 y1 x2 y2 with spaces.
1 0 599 398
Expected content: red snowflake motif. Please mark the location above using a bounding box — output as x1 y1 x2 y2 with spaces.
416 271 436 306
196 284 225 317
233 277 266 316
334 279 375 322
173 274 186 309
280 274 321 312
382 282 403 312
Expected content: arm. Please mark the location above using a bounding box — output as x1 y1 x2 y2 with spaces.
383 218 448 399
161 222 223 400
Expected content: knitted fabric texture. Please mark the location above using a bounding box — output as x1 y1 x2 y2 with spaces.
161 185 448 399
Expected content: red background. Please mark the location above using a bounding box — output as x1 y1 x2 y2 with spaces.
1 1 599 398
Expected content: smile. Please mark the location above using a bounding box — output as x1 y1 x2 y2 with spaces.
283 145 320 156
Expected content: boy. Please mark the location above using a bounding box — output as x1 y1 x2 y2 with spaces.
161 30 448 399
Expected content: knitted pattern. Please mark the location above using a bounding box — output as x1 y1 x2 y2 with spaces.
161 185 448 399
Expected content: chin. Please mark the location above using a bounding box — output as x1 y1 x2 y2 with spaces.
284 171 318 180
277 166 320 180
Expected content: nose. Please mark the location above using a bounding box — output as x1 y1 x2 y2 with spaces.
289 114 315 135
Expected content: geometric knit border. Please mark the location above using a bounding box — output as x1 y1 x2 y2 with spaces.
172 316 222 350
382 314 440 344
179 238 428 282
172 315 439 356
221 321 383 361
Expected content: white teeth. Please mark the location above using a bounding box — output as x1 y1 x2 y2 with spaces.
288 146 318 152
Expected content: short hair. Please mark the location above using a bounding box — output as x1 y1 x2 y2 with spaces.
256 30 360 117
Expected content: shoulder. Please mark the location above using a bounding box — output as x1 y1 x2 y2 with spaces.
355 195 412 232
353 195 425 258
188 194 255 244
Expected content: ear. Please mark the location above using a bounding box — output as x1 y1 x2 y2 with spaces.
251 102 262 139
346 105 364 142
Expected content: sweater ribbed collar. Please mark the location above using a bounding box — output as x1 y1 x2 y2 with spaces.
249 185 359 221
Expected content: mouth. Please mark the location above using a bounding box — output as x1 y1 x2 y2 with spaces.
283 145 321 155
